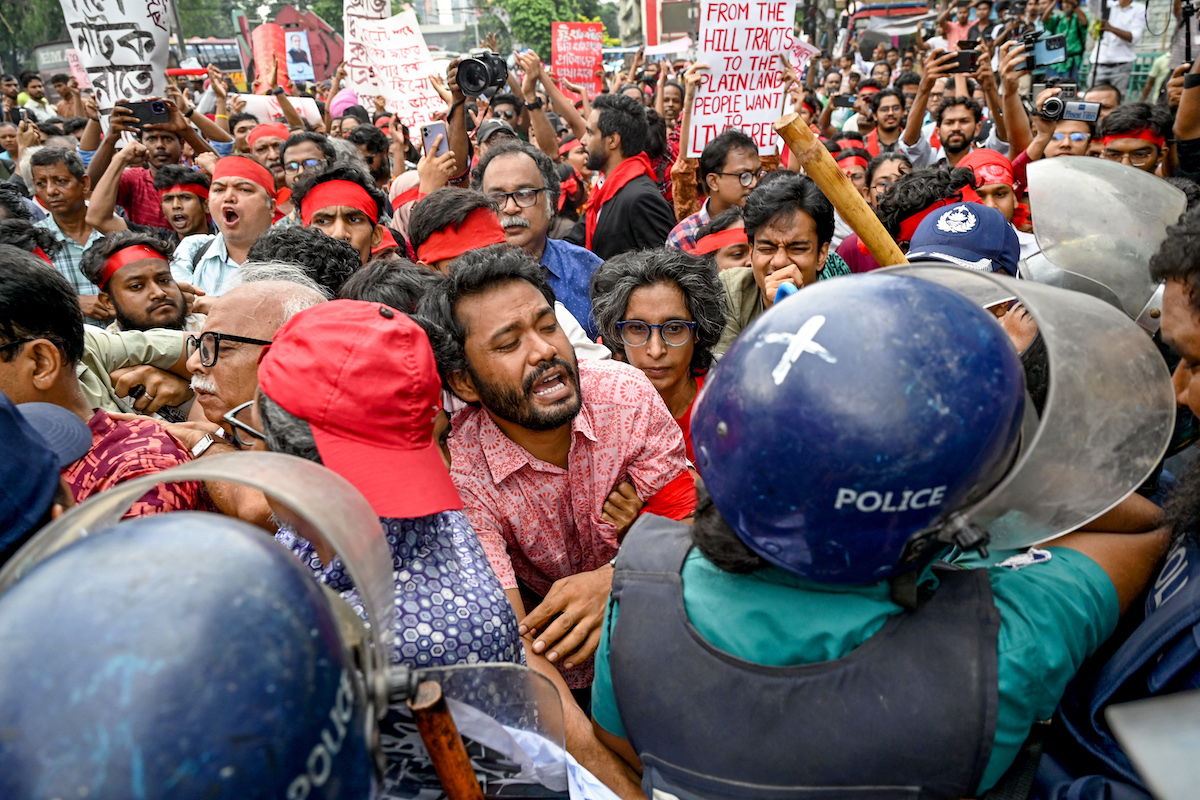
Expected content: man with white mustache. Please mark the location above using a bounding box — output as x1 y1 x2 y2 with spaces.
473 140 603 339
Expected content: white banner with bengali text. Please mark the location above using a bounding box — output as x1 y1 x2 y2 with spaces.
344 0 392 96
58 0 171 114
357 11 445 138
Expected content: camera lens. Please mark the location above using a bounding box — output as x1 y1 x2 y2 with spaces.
1041 96 1065 121
458 59 489 98
151 100 166 114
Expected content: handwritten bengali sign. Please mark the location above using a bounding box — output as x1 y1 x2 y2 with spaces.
358 12 445 137
552 22 603 101
58 0 171 113
688 0 798 158
344 0 392 96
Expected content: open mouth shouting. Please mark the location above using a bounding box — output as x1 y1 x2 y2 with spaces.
527 362 573 405
220 205 241 229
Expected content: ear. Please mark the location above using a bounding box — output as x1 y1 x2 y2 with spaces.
371 223 384 251
26 339 65 393
95 291 115 319
608 130 621 155
446 369 480 404
704 172 719 194
818 241 831 270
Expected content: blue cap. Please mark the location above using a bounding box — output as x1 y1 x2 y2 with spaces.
0 395 77 560
17 403 92 468
907 202 1020 276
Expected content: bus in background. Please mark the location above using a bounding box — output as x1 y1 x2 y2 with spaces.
169 38 249 90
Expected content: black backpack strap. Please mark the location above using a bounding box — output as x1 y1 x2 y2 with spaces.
190 237 215 270
981 720 1051 800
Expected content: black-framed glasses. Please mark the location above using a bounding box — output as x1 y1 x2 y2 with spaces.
486 187 548 208
222 399 266 449
0 337 35 353
284 158 326 173
713 168 767 187
616 319 697 348
186 331 272 368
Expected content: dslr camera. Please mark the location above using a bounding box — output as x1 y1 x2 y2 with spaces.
458 50 508 98
1040 83 1101 123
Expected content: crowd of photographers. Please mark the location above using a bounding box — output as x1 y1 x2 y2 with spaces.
3 0 1200 795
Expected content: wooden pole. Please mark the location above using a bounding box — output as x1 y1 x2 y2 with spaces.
408 681 485 800
774 112 908 268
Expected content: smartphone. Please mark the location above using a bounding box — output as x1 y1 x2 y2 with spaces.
7 107 31 125
421 121 449 158
1033 34 1067 66
958 39 980 50
832 94 857 108
948 50 981 73
124 99 171 129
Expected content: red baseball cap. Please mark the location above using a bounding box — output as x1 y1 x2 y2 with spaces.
256 299 461 519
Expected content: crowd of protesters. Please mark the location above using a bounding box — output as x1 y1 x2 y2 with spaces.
5 0 1200 795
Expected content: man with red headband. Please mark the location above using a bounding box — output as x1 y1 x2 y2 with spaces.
87 153 214 244
667 129 761 252
79 232 200 333
290 164 388 265
247 122 291 190
1096 103 1173 174
568 93 675 260
171 155 278 296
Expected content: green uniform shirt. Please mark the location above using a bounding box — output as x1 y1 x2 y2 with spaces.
79 326 186 414
592 545 1118 795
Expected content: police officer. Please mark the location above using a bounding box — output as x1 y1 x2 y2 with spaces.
588 272 1174 799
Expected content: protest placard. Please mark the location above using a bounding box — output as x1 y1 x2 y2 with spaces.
235 94 324 127
344 0 392 95
688 0 798 157
57 0 170 113
552 22 603 100
251 23 287 92
66 49 91 90
357 11 445 138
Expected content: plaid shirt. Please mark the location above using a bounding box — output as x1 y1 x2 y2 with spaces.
64 409 210 517
666 200 710 250
118 167 170 229
35 215 106 297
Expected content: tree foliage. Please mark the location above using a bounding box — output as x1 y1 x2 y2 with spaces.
0 0 69 74
495 0 580 59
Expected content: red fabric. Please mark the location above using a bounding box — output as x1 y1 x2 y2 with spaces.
64 410 209 518
839 233 883 273
957 148 1014 188
1010 149 1031 197
117 167 169 229
373 226 398 255
837 155 869 171
98 245 165 289
300 180 379 225
212 157 277 200
417 207 506 264
898 197 956 243
585 152 655 250
32 246 51 264
1101 128 1166 148
865 129 881 158
558 171 579 212
247 122 289 146
685 227 747 255
1012 201 1032 229
559 138 580 156
675 373 704 462
159 183 209 201
642 470 697 519
392 184 421 211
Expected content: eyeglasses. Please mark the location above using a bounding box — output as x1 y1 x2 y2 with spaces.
1052 132 1090 143
186 331 273 368
486 187 548 208
494 109 517 120
0 337 35 353
222 399 266 449
1100 147 1158 167
713 168 767 188
615 319 697 348
284 158 326 173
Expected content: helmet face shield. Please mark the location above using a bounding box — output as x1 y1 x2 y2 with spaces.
881 264 1176 551
1023 157 1186 325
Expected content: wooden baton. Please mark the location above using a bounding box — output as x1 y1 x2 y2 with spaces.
774 112 908 268
408 680 486 800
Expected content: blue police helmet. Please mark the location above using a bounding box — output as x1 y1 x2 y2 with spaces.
692 273 1025 584
0 512 375 800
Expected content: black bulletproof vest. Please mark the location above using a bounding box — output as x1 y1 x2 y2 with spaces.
608 515 1001 800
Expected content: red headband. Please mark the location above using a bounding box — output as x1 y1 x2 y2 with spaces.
32 246 51 264
559 138 580 156
837 155 869 171
212 158 277 201
417 207 507 264
159 183 209 200
392 184 421 211
300 180 379 226
97 245 165 289
685 227 748 255
247 122 290 146
858 87 880 97
898 197 956 244
372 226 399 255
1100 128 1167 148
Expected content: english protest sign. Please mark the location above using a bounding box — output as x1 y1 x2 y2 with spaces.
688 0 798 157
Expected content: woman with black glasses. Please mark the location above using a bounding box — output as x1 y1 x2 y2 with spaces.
591 249 727 461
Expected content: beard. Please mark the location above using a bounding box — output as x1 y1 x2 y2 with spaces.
943 133 972 155
468 356 582 432
585 146 608 173
114 297 187 332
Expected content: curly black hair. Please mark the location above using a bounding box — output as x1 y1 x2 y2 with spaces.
0 218 61 258
339 255 446 316
877 166 976 240
1150 207 1200 310
407 188 497 257
245 226 361 297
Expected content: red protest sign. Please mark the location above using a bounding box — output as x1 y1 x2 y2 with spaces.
551 22 603 101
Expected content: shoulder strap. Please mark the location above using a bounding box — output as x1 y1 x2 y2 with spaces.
190 238 215 270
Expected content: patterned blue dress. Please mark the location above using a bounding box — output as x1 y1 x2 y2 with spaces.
276 509 524 668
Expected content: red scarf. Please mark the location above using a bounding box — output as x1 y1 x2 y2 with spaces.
865 128 881 158
586 152 655 250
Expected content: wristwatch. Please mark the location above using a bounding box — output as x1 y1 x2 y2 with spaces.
268 87 286 96
183 106 195 118
190 431 228 458
525 97 544 111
